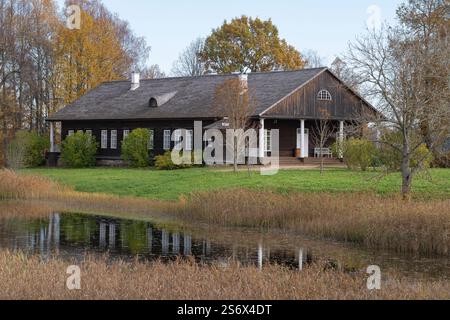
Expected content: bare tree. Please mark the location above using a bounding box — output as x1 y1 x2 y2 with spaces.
302 49 325 68
172 37 206 77
213 76 256 172
0 0 152 166
311 109 335 175
347 24 450 199
141 64 166 79
330 57 362 91
397 0 449 155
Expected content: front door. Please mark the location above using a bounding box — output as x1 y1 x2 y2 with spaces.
296 128 309 157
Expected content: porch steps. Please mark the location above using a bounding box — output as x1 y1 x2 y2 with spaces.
303 158 343 165
278 157 344 167
278 157 303 165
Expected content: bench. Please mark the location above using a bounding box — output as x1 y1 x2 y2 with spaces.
314 148 333 158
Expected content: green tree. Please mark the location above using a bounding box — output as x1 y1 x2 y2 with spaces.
200 16 305 73
61 132 98 168
121 128 150 167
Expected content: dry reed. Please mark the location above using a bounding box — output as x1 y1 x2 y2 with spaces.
1 170 449 257
0 169 66 200
0 250 448 300
0 169 178 219
0 201 58 219
180 189 450 256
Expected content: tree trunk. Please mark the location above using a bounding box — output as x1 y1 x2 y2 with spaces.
1 77 7 168
233 137 238 173
401 145 412 200
1 124 7 168
320 146 325 175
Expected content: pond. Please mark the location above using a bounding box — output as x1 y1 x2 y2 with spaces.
0 211 449 280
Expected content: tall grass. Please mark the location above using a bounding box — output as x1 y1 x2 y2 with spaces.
180 190 450 256
0 169 178 219
0 250 448 300
0 169 65 200
1 170 449 257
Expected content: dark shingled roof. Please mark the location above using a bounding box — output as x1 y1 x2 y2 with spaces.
47 68 327 121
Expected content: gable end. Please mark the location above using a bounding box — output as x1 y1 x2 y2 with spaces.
260 69 376 120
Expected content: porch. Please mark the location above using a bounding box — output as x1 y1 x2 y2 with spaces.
261 118 345 159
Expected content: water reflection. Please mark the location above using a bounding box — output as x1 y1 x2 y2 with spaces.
0 213 310 270
0 212 449 279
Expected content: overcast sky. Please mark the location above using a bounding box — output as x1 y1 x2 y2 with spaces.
57 0 403 75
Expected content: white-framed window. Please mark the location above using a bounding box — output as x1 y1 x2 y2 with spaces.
173 129 193 150
163 130 171 150
317 90 332 101
265 129 272 152
101 130 108 149
173 129 182 150
186 130 193 151
110 130 117 149
85 130 92 136
77 130 83 134
123 129 130 140
68 130 75 137
148 129 154 150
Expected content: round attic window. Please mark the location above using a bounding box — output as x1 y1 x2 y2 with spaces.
317 90 332 101
149 98 158 108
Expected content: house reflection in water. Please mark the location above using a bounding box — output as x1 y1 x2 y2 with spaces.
0 213 309 270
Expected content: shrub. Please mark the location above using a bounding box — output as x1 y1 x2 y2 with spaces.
61 132 98 168
121 129 150 167
154 151 177 170
25 131 50 167
411 143 433 170
335 138 377 171
379 132 433 171
433 151 450 168
154 151 199 170
7 131 49 169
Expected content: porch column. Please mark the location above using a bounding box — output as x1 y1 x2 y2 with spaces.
300 119 306 158
50 122 55 152
339 121 345 159
259 119 265 159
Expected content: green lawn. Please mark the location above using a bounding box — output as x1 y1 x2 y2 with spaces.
23 167 450 201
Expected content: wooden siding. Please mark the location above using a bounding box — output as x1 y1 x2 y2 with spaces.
263 71 370 120
61 119 215 159
61 119 343 159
